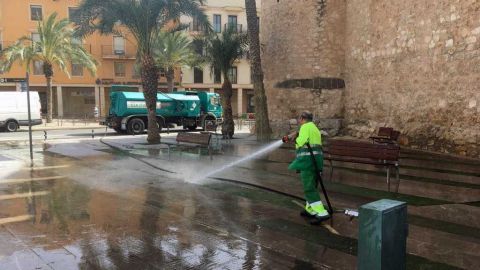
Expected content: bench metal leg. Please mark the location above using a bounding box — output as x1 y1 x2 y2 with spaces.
328 160 334 182
395 165 400 193
387 166 391 192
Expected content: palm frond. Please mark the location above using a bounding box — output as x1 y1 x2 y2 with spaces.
75 0 210 59
202 27 248 80
0 12 98 77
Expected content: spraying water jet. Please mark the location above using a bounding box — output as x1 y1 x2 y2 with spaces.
190 140 284 183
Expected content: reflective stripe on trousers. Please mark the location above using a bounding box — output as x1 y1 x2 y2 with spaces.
296 150 323 157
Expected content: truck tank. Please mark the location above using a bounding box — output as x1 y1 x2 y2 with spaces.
110 92 201 118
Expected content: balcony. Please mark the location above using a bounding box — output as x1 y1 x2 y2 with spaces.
101 45 136 59
186 22 206 34
224 24 244 33
0 41 92 54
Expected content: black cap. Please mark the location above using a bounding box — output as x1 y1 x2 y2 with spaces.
300 111 313 121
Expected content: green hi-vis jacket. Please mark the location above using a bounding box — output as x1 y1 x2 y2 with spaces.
288 122 324 171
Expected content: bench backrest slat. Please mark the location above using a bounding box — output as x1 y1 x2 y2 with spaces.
391 130 401 141
378 127 394 137
176 132 211 146
325 140 399 161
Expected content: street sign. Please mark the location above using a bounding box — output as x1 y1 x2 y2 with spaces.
0 78 26 83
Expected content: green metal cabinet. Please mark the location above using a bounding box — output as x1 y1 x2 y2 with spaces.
358 199 408 270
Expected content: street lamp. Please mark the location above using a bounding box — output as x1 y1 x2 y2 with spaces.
95 78 102 118
26 72 33 165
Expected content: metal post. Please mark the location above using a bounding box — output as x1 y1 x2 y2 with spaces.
92 129 94 139
26 72 34 165
358 199 408 270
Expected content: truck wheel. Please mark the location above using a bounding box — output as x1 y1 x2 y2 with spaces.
6 121 18 132
127 118 145 135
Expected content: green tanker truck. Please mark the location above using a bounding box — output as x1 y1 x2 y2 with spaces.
102 85 223 134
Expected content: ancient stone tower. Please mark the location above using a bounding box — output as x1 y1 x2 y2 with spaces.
262 0 480 157
261 0 346 136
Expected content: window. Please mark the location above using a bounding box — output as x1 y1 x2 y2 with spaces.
30 5 43 21
33 61 44 75
71 63 83 76
214 68 221 84
227 15 238 31
132 65 140 79
194 67 203 83
114 62 126 77
192 40 203 56
213 14 222 33
113 36 125 54
192 16 203 32
228 15 238 26
31 33 42 52
31 33 40 42
84 97 95 105
228 67 237 84
247 95 255 113
68 7 80 23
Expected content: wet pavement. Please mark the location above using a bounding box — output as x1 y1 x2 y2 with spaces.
0 133 479 269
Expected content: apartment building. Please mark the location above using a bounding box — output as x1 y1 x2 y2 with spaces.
181 0 260 116
0 0 177 118
0 0 258 118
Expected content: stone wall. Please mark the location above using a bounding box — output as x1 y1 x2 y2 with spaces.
262 0 480 157
261 0 346 136
344 0 480 156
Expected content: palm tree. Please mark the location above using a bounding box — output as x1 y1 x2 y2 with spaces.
152 31 199 92
245 0 272 140
202 28 248 139
0 13 97 123
75 0 209 144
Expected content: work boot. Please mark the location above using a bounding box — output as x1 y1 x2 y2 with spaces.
309 214 331 225
308 201 330 225
300 209 316 218
301 202 317 218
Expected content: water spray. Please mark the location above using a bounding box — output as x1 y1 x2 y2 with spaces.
192 140 284 182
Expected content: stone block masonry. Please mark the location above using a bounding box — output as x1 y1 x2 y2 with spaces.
262 0 480 157
261 0 346 137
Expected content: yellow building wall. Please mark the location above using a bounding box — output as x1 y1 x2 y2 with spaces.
0 0 180 86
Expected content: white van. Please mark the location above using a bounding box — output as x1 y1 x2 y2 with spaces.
0 91 43 132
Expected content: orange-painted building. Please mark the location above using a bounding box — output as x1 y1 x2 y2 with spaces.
0 0 178 117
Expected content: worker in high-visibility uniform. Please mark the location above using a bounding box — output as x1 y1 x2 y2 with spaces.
287 111 330 224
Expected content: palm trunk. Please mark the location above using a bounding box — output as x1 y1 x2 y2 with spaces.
166 68 175 92
245 0 272 141
221 77 235 139
141 55 160 144
43 63 54 123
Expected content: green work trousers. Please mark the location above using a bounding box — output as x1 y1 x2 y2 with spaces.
300 170 322 203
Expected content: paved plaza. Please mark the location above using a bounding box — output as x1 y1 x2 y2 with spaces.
0 132 478 269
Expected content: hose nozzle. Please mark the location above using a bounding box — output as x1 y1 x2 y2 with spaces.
282 132 298 143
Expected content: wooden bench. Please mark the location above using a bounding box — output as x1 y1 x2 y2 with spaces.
175 132 213 160
370 127 401 144
323 139 400 191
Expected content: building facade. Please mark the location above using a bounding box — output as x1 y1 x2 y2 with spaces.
180 0 260 117
0 0 178 118
262 0 480 157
